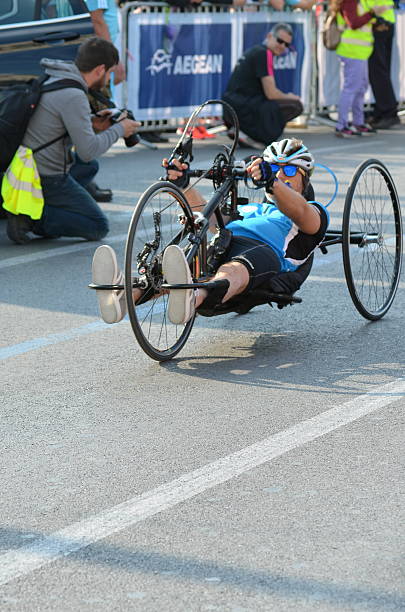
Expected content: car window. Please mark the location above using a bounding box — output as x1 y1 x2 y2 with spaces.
38 0 88 19
0 0 89 24
0 1 19 22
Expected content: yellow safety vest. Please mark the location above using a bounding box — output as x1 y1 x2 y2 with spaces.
368 0 395 23
1 146 44 220
336 0 374 60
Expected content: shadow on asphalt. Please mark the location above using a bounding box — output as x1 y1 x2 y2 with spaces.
1 526 404 610
160 319 405 396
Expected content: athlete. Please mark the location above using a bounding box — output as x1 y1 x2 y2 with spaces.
91 138 329 324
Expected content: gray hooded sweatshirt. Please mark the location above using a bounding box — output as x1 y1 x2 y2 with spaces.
23 58 124 176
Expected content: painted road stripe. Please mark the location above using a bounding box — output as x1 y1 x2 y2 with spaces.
0 321 119 360
313 140 384 155
0 233 128 270
0 377 404 586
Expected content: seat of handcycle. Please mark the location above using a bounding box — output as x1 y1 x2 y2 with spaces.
197 253 313 318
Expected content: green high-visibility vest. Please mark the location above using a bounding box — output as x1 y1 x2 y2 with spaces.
368 0 395 23
1 146 44 220
336 0 374 60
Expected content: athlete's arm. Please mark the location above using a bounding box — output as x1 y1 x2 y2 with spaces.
272 181 321 235
248 157 321 235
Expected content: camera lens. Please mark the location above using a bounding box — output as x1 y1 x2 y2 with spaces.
123 109 139 147
124 133 140 147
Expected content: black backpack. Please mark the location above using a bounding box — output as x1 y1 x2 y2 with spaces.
0 75 86 174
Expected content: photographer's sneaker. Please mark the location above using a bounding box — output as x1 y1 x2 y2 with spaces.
92 245 127 324
162 245 195 325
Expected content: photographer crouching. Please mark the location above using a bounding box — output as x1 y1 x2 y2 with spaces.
5 37 140 245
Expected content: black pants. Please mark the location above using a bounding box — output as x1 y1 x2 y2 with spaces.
276 98 304 123
222 93 300 145
368 23 397 120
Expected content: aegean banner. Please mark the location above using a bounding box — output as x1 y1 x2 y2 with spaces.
125 9 311 120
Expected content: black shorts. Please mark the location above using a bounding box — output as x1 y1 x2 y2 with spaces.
225 236 281 292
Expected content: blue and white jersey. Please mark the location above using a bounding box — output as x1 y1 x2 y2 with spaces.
226 200 330 272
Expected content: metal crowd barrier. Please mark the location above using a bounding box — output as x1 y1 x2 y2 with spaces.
119 1 312 133
118 1 404 134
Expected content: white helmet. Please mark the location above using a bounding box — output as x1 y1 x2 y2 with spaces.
263 138 314 176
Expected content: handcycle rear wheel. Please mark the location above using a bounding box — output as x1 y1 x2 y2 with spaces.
342 159 402 320
125 181 197 361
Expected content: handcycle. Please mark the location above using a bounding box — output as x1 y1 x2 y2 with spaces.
91 100 403 361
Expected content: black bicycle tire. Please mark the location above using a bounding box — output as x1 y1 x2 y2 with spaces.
342 159 403 320
125 181 196 361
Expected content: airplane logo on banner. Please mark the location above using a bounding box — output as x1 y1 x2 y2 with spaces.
146 49 223 76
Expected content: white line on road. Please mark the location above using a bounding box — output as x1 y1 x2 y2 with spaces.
313 140 384 155
0 377 404 587
0 234 128 270
0 320 124 360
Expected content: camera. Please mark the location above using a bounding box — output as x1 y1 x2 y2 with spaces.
108 108 140 147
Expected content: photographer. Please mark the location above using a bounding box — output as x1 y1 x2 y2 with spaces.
6 37 140 245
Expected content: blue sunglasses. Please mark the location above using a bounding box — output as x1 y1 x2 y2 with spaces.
270 163 303 177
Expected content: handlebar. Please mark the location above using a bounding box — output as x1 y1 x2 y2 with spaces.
187 164 249 180
165 160 267 189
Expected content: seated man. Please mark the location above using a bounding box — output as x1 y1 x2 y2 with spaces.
91 138 329 325
222 23 304 148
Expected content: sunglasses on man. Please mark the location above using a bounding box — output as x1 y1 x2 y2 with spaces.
270 163 304 177
276 37 291 48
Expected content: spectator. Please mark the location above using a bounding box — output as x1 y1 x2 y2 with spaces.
268 0 315 10
222 23 303 148
5 38 140 245
333 0 390 137
367 0 399 129
83 1 126 198
85 0 125 84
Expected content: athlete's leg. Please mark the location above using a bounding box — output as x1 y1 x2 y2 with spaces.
195 261 249 308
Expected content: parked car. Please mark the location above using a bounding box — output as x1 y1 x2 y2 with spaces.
0 0 93 88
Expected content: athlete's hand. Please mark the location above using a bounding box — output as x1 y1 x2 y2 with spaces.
247 157 264 182
162 158 188 181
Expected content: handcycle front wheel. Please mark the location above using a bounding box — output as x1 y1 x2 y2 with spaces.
342 159 402 320
125 181 197 361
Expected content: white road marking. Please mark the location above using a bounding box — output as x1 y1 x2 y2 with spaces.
313 140 385 155
0 377 404 587
0 234 128 270
308 276 405 289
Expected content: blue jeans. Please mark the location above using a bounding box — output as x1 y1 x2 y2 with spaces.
33 158 109 241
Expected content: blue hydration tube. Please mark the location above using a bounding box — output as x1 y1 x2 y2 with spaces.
314 163 339 208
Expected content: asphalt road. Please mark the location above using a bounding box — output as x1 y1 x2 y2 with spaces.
1 121 404 612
